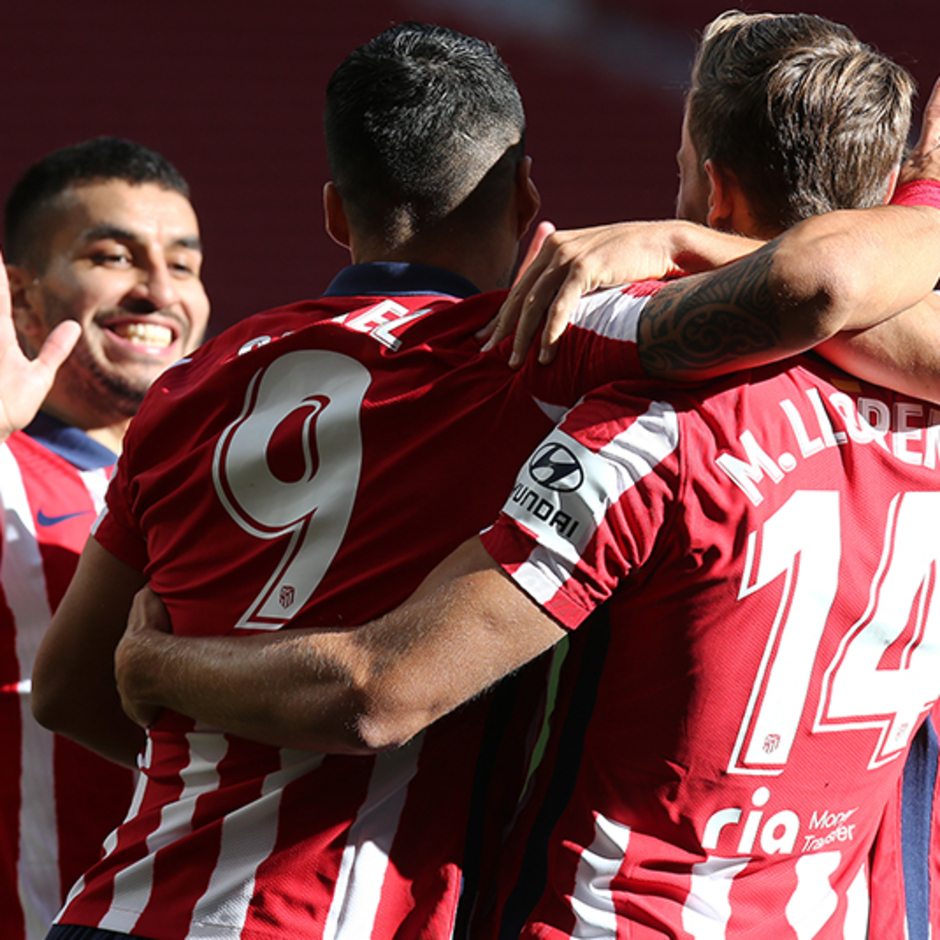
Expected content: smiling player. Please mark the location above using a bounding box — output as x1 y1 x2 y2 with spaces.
0 137 209 940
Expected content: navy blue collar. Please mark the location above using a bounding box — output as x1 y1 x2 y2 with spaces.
323 262 480 300
23 412 117 470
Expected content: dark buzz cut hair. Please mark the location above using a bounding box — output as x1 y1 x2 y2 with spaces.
4 136 191 269
324 21 526 250
688 11 914 234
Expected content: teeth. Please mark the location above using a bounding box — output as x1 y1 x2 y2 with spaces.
113 322 174 348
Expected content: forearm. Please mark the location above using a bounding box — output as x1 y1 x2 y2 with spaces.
32 537 148 768
34 679 145 768
118 622 374 754
639 205 940 380
817 295 940 403
667 219 761 274
770 204 940 336
118 539 564 754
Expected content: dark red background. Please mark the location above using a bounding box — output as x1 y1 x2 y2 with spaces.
2 1 935 334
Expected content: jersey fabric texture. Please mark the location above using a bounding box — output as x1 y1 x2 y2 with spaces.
0 415 135 940
57 263 647 940
480 323 940 938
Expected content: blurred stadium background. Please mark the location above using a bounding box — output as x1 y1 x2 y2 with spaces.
1 0 935 333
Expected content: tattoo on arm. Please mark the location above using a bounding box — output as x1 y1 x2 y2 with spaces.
638 240 782 376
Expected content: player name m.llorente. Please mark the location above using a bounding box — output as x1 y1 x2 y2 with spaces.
718 386 940 507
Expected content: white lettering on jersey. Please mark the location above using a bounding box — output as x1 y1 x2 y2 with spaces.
213 349 370 630
702 787 800 856
332 299 434 351
817 491 940 769
733 491 841 772
715 431 784 507
717 390 940 505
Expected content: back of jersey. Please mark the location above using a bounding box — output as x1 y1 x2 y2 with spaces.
66 275 642 940
479 356 940 939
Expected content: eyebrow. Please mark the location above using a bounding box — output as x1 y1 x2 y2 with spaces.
80 223 203 253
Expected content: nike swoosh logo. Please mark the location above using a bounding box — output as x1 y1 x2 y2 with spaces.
37 509 92 527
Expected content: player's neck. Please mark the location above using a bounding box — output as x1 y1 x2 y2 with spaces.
39 398 128 455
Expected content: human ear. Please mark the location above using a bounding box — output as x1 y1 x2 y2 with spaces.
514 156 541 239
323 182 351 248
882 165 901 204
704 159 737 231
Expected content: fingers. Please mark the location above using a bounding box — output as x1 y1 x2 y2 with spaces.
484 247 552 354
901 76 940 185
538 276 590 365
127 584 172 636
514 221 556 285
117 586 169 728
922 76 940 147
509 285 554 367
0 254 10 326
36 321 81 374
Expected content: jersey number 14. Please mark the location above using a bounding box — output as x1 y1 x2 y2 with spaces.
730 489 940 775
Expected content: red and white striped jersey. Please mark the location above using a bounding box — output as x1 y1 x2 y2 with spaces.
0 417 135 940
57 264 648 940
480 354 940 939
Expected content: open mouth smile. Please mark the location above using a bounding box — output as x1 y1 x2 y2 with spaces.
110 321 176 348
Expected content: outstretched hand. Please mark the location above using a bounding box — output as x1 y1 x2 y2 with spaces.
115 585 172 729
900 76 940 185
0 256 80 443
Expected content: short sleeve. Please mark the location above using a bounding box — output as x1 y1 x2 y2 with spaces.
91 451 148 571
480 385 681 629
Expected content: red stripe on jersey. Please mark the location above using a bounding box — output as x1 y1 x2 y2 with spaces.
240 754 377 936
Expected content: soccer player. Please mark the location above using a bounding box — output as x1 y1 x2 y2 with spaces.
101 13 940 939
0 138 210 939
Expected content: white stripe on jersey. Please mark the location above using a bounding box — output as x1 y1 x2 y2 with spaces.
530 287 647 429
569 812 631 938
78 466 110 513
502 402 679 603
323 734 424 940
60 739 153 916
569 287 643 344
786 852 841 939
681 857 749 940
0 445 59 938
188 746 323 935
98 730 231 932
99 734 323 935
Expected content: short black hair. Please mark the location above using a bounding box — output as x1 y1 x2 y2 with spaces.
325 22 525 249
4 136 191 268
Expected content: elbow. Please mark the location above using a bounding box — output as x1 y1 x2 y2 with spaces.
353 712 425 753
772 243 860 349
31 669 70 734
347 681 432 752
